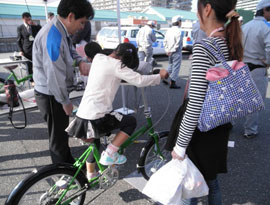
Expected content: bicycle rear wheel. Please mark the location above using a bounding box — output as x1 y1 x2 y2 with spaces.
5 164 88 205
137 131 171 180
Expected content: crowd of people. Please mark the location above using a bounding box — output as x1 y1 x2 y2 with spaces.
14 0 270 203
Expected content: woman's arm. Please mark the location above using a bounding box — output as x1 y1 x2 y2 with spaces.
173 43 210 158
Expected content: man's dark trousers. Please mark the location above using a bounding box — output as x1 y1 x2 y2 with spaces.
34 90 75 164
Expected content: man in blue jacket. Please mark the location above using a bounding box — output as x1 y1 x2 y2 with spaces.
33 0 94 164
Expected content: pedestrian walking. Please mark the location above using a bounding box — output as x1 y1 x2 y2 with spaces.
136 20 156 63
32 0 94 164
163 15 183 89
242 0 270 139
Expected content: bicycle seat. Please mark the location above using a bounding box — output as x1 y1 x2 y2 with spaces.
4 65 18 71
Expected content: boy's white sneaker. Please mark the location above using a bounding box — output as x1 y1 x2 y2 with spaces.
99 151 127 166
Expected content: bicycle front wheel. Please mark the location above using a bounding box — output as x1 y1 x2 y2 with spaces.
137 131 171 180
6 164 88 205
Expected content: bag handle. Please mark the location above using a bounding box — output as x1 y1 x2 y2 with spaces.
4 81 27 129
201 38 234 74
8 91 27 129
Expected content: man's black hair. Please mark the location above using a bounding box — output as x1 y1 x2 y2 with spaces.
84 42 102 59
255 9 264 17
255 7 270 17
22 12 31 18
57 0 94 20
48 12 54 17
172 22 180 26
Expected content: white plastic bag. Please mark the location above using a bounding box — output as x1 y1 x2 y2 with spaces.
142 158 187 205
182 158 209 199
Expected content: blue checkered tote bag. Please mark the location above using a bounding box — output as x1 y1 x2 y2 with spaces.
198 39 264 132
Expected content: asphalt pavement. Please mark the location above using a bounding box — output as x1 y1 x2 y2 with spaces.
0 52 270 205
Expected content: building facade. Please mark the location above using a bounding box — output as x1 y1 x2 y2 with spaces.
92 0 192 12
167 0 192 11
236 0 259 12
92 0 165 12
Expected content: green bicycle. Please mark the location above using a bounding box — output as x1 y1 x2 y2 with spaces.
5 87 171 205
0 64 33 94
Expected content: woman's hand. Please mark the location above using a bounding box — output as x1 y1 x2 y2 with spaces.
159 69 169 79
171 150 185 161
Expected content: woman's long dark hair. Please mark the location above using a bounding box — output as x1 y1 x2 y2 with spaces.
198 0 243 61
114 43 139 70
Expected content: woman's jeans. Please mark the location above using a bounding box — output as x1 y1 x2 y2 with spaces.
182 178 222 205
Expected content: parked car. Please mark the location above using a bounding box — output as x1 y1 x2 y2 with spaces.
159 28 193 52
96 26 166 55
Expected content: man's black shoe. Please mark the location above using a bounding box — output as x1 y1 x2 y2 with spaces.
169 80 181 89
243 133 257 139
162 80 169 85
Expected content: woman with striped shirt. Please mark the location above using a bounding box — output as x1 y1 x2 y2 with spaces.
171 0 243 204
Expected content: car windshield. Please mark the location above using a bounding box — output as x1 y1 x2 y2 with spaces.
154 31 164 39
110 29 127 38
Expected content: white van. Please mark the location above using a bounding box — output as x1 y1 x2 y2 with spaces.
96 26 166 55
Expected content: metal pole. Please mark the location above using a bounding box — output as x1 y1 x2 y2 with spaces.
44 0 49 22
115 0 134 114
117 0 127 113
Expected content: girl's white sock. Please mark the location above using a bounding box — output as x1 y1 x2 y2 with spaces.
105 143 119 156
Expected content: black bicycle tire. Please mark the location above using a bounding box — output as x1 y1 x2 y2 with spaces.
5 164 88 205
137 131 170 180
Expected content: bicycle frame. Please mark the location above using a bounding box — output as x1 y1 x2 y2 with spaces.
0 68 32 93
6 70 32 85
53 88 166 204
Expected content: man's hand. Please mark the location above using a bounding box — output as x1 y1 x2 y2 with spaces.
171 150 185 161
262 60 269 69
166 52 172 56
79 61 90 76
159 69 169 79
62 103 73 116
19 51 24 56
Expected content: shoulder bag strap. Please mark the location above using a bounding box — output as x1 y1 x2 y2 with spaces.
201 38 234 74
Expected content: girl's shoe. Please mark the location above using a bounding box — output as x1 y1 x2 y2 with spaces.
99 151 127 166
87 172 98 180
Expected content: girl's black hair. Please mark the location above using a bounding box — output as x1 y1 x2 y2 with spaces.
84 42 102 59
114 43 139 70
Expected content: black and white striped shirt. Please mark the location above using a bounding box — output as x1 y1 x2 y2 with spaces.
174 37 230 157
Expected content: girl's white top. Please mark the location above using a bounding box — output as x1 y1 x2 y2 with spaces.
76 54 161 120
